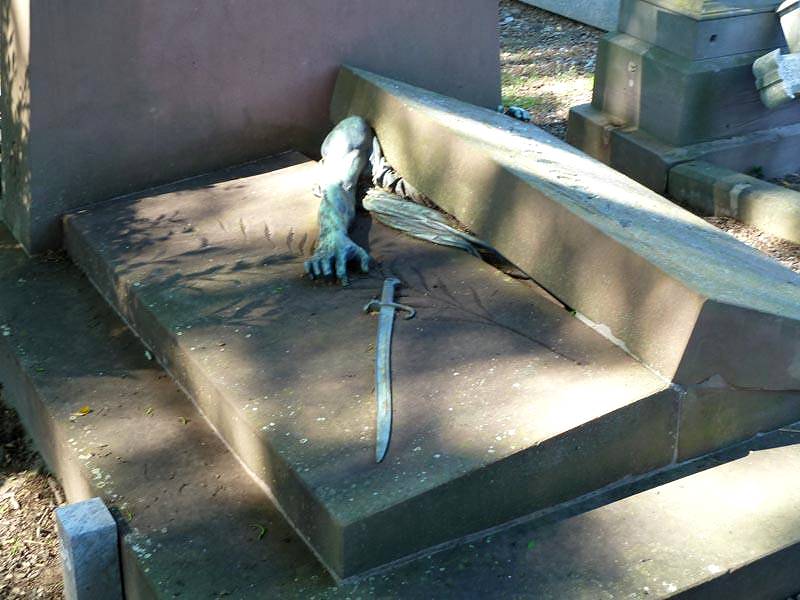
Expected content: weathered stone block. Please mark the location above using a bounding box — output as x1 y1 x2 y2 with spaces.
331 67 800 392
520 0 621 30
56 498 121 600
780 0 800 51
619 0 784 60
754 48 800 109
592 33 800 146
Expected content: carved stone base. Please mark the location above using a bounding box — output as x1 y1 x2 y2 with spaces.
568 102 800 191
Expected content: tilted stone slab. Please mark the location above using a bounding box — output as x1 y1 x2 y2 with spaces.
64 153 680 578
331 67 800 391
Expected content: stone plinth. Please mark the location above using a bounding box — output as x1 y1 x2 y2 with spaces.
0 0 500 254
568 0 800 192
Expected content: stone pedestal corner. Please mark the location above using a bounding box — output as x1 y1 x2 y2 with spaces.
56 497 122 600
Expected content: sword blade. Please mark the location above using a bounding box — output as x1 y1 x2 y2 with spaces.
374 277 400 463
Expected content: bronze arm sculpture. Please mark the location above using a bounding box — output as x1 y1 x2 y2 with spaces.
304 116 373 285
304 115 510 285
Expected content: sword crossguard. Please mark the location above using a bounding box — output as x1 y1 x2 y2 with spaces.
362 299 416 320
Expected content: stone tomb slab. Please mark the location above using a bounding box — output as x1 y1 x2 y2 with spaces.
64 153 677 578
6 223 800 597
331 67 800 394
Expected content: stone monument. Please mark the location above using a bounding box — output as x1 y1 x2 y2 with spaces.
521 0 621 30
4 1 800 595
0 0 500 254
567 0 800 192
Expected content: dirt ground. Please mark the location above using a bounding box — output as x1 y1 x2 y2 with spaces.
499 0 601 139
706 217 800 274
0 396 64 599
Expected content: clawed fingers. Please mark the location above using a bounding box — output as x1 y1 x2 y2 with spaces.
356 246 371 273
321 255 333 277
335 249 350 286
305 240 371 285
304 257 323 279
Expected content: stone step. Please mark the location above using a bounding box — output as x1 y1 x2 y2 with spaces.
2 227 799 597
62 152 693 579
331 67 800 398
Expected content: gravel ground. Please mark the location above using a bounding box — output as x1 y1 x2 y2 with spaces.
706 217 800 273
0 396 64 599
499 0 601 139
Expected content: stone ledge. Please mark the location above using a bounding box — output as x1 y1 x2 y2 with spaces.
669 160 800 244
331 66 800 391
644 0 781 20
567 102 800 190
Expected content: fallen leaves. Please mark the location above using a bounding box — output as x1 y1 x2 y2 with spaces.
1 403 64 598
250 523 268 541
69 406 92 419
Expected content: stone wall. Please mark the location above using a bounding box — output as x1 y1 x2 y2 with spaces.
520 0 620 30
0 0 500 253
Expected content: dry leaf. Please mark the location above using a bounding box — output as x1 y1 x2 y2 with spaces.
70 406 92 418
250 523 267 540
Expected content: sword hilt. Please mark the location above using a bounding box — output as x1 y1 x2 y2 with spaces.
363 300 416 319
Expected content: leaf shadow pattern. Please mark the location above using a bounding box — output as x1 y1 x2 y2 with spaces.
387 262 583 365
